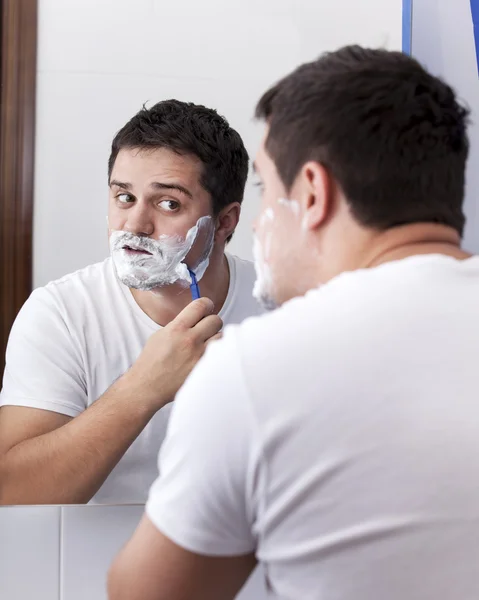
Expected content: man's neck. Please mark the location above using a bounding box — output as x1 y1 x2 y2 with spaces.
314 221 471 287
362 222 470 268
129 250 230 326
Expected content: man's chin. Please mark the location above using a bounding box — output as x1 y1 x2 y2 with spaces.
126 277 189 295
119 274 166 292
261 296 279 311
128 282 161 293
112 255 192 294
149 280 190 296
253 283 278 311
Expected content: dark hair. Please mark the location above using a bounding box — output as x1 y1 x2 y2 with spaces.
256 45 469 235
108 100 249 239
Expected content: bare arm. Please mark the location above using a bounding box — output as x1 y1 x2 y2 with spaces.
109 329 259 600
0 378 155 504
0 298 222 505
108 516 256 600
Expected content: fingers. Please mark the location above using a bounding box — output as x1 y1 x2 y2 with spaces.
172 298 215 330
193 314 223 342
208 332 223 343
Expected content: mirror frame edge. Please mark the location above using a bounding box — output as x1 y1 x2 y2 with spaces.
0 0 37 376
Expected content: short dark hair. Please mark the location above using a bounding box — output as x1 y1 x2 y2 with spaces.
108 99 249 232
256 45 469 235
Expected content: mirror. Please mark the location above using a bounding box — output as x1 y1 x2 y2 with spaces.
0 0 402 507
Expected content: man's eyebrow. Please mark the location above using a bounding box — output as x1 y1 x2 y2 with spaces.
150 181 193 199
109 180 193 198
109 180 131 190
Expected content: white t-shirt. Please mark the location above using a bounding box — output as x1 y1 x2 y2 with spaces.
147 254 479 600
0 254 262 504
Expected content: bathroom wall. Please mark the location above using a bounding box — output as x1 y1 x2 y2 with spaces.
0 505 266 599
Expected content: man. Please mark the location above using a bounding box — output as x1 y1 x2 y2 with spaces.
0 100 261 504
109 47 479 600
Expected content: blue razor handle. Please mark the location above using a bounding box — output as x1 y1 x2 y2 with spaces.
188 269 201 300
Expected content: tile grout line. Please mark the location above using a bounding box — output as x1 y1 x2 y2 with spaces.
59 507 64 600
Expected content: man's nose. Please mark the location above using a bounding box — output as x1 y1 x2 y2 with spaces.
123 202 155 237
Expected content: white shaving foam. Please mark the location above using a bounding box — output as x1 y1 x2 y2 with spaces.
260 207 275 226
110 216 214 291
252 235 277 310
277 197 300 215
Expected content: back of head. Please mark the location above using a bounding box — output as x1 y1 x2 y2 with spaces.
108 99 249 218
256 45 470 235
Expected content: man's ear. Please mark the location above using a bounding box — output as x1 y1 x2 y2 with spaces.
215 203 241 244
298 162 333 232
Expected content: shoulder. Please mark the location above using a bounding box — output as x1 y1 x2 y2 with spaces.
173 326 252 431
223 268 383 371
42 258 117 298
16 258 119 328
228 259 445 382
227 253 256 280
35 258 122 313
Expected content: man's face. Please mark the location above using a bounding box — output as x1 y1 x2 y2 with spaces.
253 135 306 309
108 147 215 290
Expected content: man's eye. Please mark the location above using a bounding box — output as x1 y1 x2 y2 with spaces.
117 193 134 204
159 200 180 212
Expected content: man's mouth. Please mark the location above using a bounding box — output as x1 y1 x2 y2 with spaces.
122 245 152 256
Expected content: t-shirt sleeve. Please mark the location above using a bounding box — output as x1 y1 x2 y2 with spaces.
0 287 87 417
146 326 261 557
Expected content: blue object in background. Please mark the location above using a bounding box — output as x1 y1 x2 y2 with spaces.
402 0 412 54
471 0 479 75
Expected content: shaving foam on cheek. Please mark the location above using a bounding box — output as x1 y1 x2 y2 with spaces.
252 206 277 310
260 207 275 226
110 216 214 292
277 197 300 216
252 235 276 310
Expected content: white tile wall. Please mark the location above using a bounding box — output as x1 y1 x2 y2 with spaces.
61 505 144 600
33 0 403 287
0 506 61 600
0 505 267 600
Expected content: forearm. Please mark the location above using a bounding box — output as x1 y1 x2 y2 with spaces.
0 375 158 504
